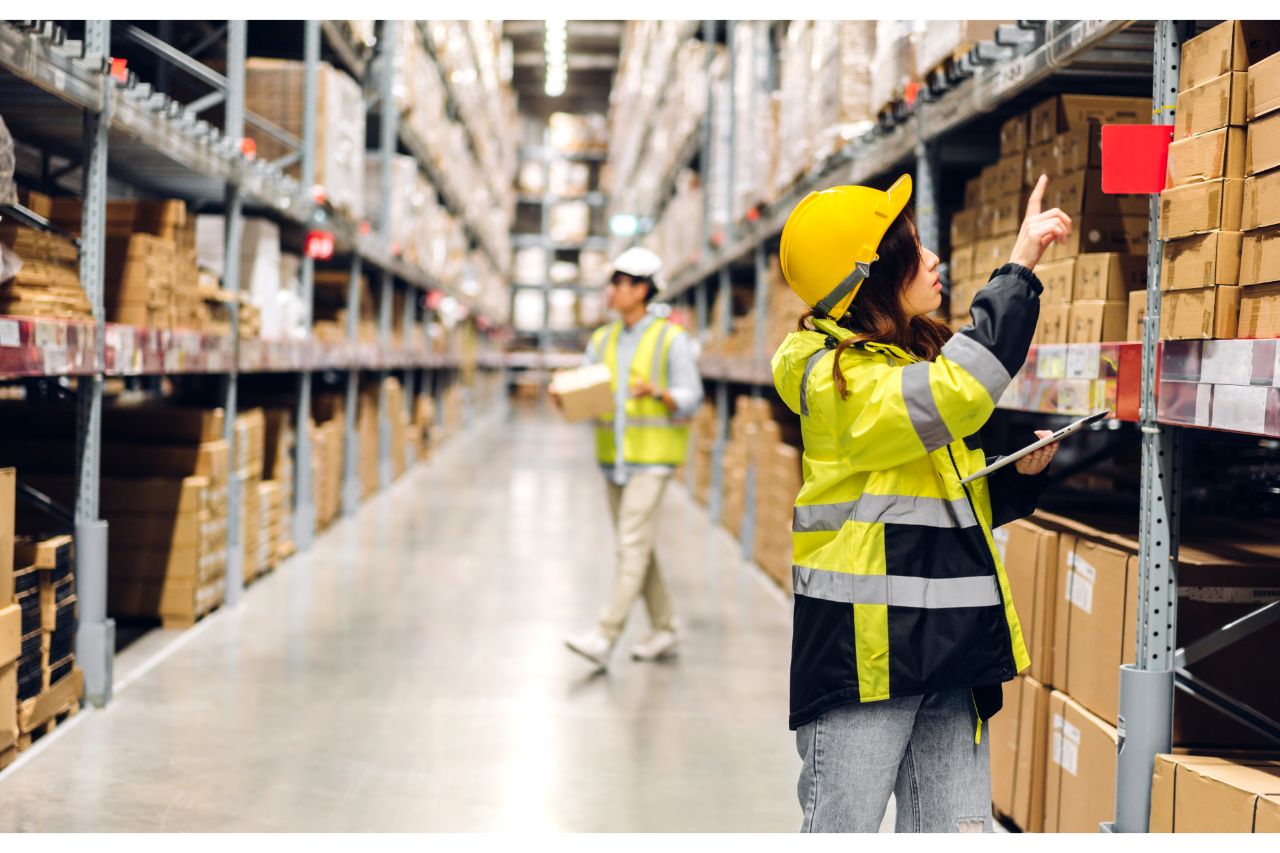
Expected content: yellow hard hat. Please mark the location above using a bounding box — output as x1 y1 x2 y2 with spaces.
779 174 913 321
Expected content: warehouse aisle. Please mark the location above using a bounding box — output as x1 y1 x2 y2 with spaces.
0 401 806 832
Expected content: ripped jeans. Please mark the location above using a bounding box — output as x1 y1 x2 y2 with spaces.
795 690 992 833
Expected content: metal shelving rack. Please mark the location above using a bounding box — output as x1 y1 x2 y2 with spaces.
0 19 509 707
635 18 1279 832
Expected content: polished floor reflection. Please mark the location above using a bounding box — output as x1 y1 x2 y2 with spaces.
0 401 804 831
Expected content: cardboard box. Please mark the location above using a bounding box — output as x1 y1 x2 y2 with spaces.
991 676 1054 831
1243 169 1280 230
1069 300 1129 345
1044 690 1118 833
982 156 1023 201
974 234 1018 273
1046 169 1148 217
1023 141 1056 189
1151 754 1280 832
1247 111 1280 176
950 245 976 282
1180 20 1280 92
1041 215 1149 264
1252 50 1280 120
1238 282 1280 338
989 193 1024 237
1000 113 1028 157
103 439 229 482
1029 94 1151 147
0 603 18 667
964 176 983 208
0 661 15 753
1167 126 1247 186
1161 230 1244 289
1175 71 1249 140
949 278 986 319
1036 303 1071 345
1127 290 1148 342
0 468 12 605
1158 179 1244 240
950 208 978 246
1240 225 1280 286
1035 258 1075 305
1162 285 1241 340
1051 532 1138 724
549 364 615 423
1053 125 1103 175
993 518 1059 684
1074 253 1147 301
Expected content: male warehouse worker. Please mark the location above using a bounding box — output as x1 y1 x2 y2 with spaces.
559 246 704 668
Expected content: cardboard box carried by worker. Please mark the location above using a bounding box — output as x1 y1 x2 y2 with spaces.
550 364 615 423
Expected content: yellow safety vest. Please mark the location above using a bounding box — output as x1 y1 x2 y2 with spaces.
591 318 690 467
772 314 1033 731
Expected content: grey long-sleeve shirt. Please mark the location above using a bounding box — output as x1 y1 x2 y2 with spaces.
584 312 704 485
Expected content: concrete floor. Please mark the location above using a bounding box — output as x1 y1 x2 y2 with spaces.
0 400 837 832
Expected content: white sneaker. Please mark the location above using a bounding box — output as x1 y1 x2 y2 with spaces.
565 629 613 668
631 629 679 661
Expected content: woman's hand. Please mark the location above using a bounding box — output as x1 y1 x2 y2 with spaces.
1016 429 1060 476
1009 174 1073 272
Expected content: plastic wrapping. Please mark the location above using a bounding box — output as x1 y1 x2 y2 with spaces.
0 114 15 206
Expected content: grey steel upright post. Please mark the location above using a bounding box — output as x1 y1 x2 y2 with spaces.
377 20 399 489
293 18 320 549
1111 19 1192 834
75 18 114 707
741 241 769 562
708 21 736 528
913 136 941 257
221 19 247 607
342 254 363 515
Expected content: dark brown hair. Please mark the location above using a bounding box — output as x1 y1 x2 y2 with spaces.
798 210 954 399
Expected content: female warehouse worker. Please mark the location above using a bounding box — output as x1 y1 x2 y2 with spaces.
771 173 1069 833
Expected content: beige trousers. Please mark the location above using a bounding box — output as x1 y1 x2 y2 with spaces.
598 470 675 643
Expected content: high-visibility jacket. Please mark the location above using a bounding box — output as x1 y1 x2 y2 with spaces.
771 263 1046 732
591 317 691 466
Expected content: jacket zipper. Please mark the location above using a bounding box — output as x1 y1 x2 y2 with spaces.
946 443 1018 679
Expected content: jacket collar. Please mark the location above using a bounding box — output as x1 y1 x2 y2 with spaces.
811 317 919 364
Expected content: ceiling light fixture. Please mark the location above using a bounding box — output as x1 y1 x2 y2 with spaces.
544 19 568 97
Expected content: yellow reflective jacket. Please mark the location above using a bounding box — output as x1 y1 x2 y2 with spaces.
591 317 691 467
771 263 1046 731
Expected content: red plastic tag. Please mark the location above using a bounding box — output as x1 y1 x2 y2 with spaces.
239 137 257 160
904 82 921 105
109 57 128 83
1101 125 1173 194
304 230 335 261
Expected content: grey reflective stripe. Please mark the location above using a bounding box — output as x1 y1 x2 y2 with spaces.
793 501 856 533
901 361 953 452
854 493 978 528
792 566 1001 608
792 494 978 532
799 349 829 417
814 261 872 317
650 321 673 389
941 332 1011 404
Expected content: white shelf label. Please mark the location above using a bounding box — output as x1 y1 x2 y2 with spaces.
0 319 20 348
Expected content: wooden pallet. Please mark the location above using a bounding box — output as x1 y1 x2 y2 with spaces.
0 747 17 771
16 699 79 751
16 666 83 752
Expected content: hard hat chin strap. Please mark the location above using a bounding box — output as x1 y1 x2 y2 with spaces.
813 261 872 318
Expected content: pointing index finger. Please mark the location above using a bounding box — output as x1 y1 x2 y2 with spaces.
1026 174 1048 218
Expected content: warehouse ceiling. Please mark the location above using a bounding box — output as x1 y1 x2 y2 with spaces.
503 20 621 119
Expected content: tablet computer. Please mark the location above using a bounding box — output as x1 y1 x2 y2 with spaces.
959 410 1111 485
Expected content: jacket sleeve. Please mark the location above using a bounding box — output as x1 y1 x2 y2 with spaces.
986 461 1049 528
834 264 1042 473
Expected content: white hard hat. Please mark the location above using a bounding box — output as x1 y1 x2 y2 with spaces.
610 246 665 295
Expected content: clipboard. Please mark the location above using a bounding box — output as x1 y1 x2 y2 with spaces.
959 410 1110 485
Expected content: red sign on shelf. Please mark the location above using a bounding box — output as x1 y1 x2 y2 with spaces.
304 230 335 261
240 138 257 160
1101 125 1173 194
109 57 128 84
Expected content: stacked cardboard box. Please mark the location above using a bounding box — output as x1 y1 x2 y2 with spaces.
870 21 915 119
244 60 365 221
234 410 266 584
0 468 16 766
1150 754 1280 832
312 394 345 531
915 21 1007 80
358 382 380 499
751 431 802 591
411 395 436 463
263 408 295 560
1238 41 1280 336
806 22 876 176
383 377 410 480
12 535 76 700
0 211 92 320
685 403 716 506
950 95 1151 341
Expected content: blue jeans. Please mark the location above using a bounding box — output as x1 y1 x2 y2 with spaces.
795 690 992 833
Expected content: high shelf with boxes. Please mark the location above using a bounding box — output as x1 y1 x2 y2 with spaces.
0 19 512 728
609 20 1280 833
509 113 611 372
